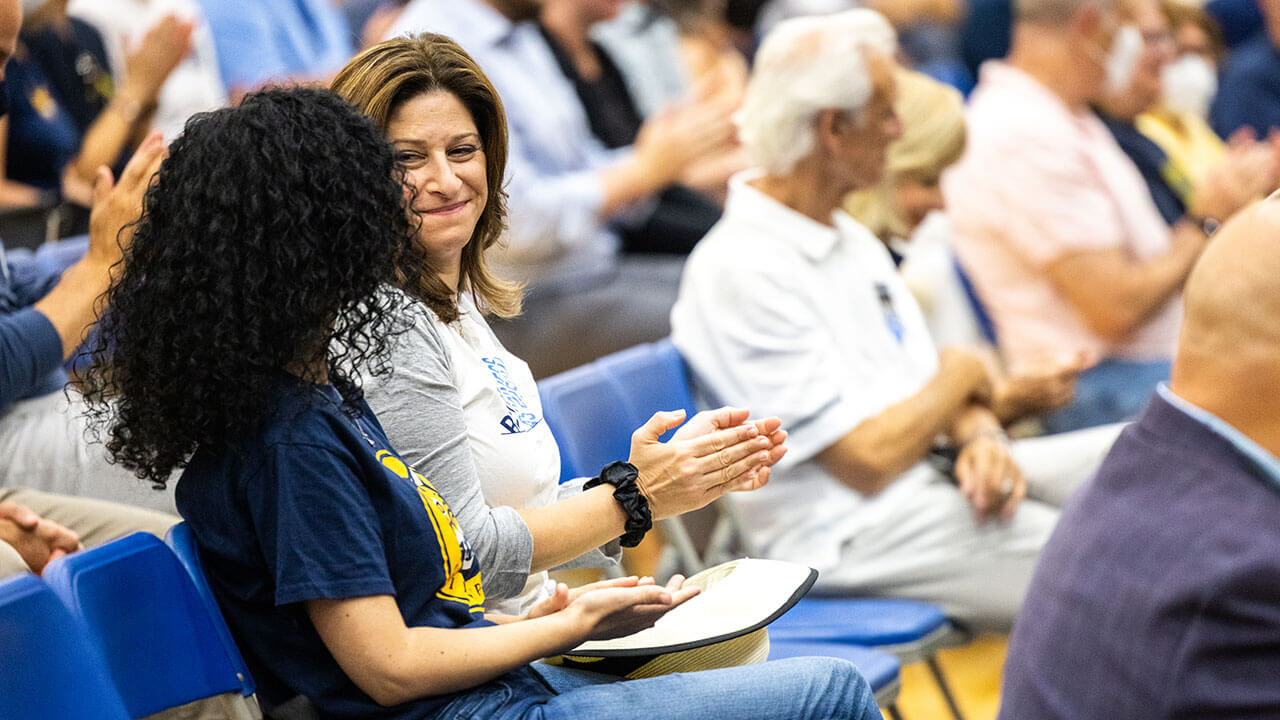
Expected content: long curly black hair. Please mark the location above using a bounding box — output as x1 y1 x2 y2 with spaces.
82 87 427 486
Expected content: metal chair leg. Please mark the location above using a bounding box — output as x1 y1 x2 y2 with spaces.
659 517 704 576
926 655 966 720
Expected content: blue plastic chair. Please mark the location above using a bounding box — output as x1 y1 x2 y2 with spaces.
769 596 965 717
769 597 951 649
538 361 637 484
917 58 976 97
166 522 257 698
954 258 998 345
594 339 750 573
598 339 698 439
0 573 131 719
769 639 902 711
43 532 259 719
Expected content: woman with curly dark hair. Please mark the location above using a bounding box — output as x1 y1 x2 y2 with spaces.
83 87 423 485
83 86 878 720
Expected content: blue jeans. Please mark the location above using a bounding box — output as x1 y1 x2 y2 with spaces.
433 657 882 720
1041 358 1170 434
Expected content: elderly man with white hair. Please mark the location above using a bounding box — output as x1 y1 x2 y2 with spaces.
671 9 1120 631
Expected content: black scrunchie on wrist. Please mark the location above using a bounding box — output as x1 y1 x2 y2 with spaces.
583 461 651 548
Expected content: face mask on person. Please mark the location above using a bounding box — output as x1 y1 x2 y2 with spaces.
1161 54 1217 119
1103 25 1145 96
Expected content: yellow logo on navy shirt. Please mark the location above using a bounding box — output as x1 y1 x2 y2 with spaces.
377 450 485 613
30 86 58 121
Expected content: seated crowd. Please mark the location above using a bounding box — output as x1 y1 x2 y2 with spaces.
1 0 1279 718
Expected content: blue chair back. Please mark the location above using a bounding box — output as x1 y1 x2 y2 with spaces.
0 573 130 719
954 258 998 344
539 361 636 483
42 532 250 718
166 522 257 698
597 339 698 438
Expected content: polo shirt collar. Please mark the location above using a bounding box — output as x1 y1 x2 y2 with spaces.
1157 383 1280 494
977 60 1092 123
725 170 845 262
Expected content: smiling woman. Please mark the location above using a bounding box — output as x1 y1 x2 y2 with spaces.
332 33 789 621
332 33 520 323
388 91 489 291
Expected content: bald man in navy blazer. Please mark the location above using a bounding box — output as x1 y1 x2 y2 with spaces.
1000 194 1280 719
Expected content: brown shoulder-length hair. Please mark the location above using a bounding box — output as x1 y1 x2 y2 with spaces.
332 32 522 322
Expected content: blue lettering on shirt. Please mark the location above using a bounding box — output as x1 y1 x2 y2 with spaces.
483 355 542 434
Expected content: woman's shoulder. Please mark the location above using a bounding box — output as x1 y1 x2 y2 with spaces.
365 286 461 413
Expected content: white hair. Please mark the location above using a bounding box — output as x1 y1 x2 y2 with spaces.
737 8 898 176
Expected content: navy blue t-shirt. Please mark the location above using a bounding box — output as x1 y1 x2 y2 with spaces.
6 20 114 191
176 380 499 719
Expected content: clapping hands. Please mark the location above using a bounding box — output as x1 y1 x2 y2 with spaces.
628 407 787 520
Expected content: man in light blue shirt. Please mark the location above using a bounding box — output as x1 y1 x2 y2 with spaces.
389 0 733 377
0 1 176 577
0 134 179 513
199 0 353 98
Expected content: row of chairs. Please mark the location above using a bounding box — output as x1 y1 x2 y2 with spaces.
0 528 920 719
0 526 258 719
538 339 972 719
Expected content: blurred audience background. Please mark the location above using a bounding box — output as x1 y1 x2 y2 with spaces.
5 1 1280 716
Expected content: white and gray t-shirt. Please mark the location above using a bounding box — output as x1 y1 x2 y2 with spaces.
365 290 618 615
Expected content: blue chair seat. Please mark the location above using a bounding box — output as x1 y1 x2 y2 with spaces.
769 597 950 648
768 639 901 707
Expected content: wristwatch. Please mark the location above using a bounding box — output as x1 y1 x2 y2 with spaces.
583 461 652 548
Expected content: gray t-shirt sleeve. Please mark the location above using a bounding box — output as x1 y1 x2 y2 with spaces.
363 306 533 600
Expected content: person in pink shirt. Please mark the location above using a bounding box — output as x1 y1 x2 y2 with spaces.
943 0 1257 433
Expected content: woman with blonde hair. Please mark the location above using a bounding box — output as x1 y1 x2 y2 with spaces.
333 33 787 618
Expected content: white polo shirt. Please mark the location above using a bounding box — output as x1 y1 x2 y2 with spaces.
671 171 941 571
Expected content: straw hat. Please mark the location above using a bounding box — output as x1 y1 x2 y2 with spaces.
546 558 818 678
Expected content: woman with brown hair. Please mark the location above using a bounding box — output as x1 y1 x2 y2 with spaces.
333 34 786 616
